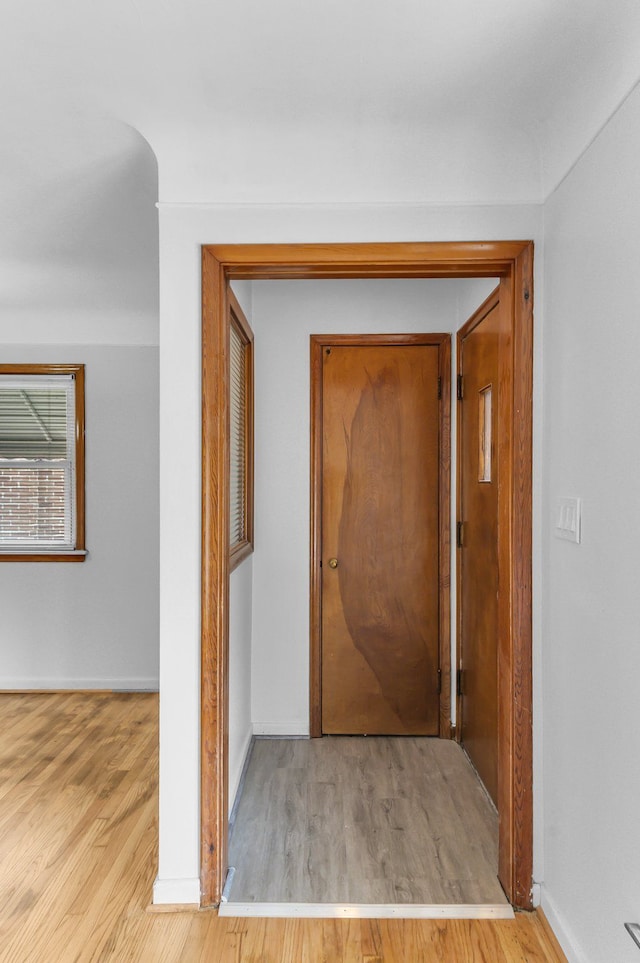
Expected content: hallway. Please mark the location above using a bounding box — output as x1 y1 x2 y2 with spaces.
227 736 508 908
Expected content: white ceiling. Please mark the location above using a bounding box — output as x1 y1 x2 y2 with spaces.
1 0 639 315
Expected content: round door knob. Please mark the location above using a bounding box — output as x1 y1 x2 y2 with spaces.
328 557 339 569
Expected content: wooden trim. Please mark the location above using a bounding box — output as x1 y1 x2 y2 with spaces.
206 241 531 279
438 335 452 739
309 333 451 738
0 553 86 562
201 249 230 907
0 362 85 559
455 287 501 342
307 332 451 347
229 540 252 570
309 339 324 739
227 287 254 342
455 257 534 908
0 364 83 376
74 364 86 551
227 287 255 573
506 243 534 906
201 240 534 910
495 273 515 901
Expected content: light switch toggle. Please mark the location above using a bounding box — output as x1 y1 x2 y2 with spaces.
555 496 581 543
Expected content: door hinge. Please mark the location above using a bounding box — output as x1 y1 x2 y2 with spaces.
457 668 463 697
456 520 464 548
457 374 463 401
437 668 442 694
437 376 442 399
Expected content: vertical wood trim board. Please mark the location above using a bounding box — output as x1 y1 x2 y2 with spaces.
508 245 534 906
200 241 534 909
309 339 324 739
438 335 452 739
201 250 230 906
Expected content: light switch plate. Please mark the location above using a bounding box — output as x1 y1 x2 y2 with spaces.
555 496 581 543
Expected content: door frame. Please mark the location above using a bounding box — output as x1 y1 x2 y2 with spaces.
201 240 533 909
309 332 452 739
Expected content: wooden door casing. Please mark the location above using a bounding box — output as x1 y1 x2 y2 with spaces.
320 341 441 735
201 242 533 909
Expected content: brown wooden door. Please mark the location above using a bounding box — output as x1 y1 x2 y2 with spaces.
458 291 502 805
320 341 441 735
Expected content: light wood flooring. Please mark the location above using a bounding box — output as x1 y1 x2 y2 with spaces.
0 693 566 962
228 736 507 905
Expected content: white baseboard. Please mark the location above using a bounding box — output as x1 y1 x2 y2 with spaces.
219 902 514 920
252 722 310 736
229 725 254 814
153 876 200 906
541 886 587 963
0 677 159 691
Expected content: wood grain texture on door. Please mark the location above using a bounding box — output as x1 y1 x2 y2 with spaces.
321 343 440 735
458 292 502 805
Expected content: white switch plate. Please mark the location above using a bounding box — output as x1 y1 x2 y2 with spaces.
555 496 581 543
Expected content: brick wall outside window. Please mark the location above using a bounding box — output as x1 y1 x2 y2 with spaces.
0 467 66 541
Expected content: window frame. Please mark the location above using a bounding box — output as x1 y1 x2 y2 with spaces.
0 363 86 562
227 289 254 570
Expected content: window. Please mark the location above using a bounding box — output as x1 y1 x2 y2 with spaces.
0 365 85 560
478 384 492 483
228 290 254 568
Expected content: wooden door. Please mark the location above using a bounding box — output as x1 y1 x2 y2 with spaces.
320 340 441 735
457 290 502 805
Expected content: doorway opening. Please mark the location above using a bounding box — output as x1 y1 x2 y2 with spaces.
201 242 533 910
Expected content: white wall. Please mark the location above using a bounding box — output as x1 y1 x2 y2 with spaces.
154 202 542 902
541 84 640 962
0 122 160 689
249 277 495 734
0 123 159 347
227 280 254 811
0 344 159 689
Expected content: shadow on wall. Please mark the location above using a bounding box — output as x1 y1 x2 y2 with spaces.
0 116 159 319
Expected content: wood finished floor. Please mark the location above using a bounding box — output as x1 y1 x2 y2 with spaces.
228 736 507 905
0 693 566 962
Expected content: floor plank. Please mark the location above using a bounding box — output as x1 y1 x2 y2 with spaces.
228 736 507 905
0 694 566 962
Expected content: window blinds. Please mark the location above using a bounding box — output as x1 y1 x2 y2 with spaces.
0 379 72 459
229 322 246 548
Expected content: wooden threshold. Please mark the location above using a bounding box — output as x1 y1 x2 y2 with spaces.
219 902 515 920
